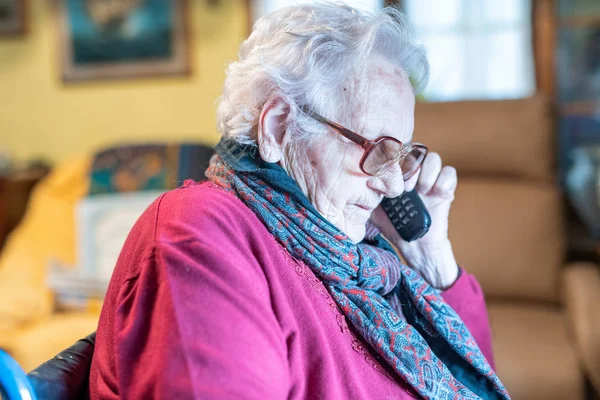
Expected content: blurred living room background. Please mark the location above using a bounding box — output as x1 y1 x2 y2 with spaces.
0 0 599 399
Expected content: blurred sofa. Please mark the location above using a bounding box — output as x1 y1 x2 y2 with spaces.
0 155 100 372
0 96 598 400
415 94 600 399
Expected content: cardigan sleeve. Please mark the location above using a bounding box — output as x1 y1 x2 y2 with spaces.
441 269 496 370
99 187 290 400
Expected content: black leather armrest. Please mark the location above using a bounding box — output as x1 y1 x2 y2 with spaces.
27 332 96 400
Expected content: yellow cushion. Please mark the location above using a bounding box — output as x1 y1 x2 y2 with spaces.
8 312 100 372
0 155 91 347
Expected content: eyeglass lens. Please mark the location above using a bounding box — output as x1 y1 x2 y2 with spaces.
362 140 426 180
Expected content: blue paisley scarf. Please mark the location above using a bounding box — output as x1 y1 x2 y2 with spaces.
206 139 510 400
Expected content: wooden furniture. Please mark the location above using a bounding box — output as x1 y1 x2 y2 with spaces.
0 167 49 251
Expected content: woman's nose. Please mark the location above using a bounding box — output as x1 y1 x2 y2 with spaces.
368 165 404 198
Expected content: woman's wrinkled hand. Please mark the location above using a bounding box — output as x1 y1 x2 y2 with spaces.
370 152 460 290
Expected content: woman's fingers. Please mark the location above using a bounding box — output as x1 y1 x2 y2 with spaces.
404 152 457 198
431 166 458 199
415 152 442 195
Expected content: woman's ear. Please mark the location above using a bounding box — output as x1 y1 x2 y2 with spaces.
257 98 290 163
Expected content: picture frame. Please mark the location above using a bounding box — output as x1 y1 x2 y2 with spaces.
0 0 26 36
56 0 190 82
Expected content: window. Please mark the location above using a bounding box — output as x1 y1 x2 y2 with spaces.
249 0 535 101
403 0 535 101
250 0 385 25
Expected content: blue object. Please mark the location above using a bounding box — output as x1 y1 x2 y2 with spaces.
0 349 38 400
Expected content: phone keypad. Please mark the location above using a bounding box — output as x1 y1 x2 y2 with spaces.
383 196 416 227
381 191 431 242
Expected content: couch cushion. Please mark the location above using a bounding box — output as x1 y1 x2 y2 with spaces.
488 302 584 400
563 263 600 393
0 155 91 347
449 178 564 303
414 95 554 182
8 312 100 373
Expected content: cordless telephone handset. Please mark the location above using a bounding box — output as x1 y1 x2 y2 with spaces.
380 190 431 242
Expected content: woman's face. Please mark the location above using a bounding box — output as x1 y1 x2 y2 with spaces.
260 58 415 243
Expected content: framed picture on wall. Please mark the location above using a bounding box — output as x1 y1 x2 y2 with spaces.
56 0 190 82
0 0 26 36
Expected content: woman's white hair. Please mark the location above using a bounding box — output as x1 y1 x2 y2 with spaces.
216 1 429 146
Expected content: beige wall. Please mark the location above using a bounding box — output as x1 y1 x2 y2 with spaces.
0 0 247 163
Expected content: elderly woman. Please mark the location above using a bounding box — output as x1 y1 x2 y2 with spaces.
89 3 509 399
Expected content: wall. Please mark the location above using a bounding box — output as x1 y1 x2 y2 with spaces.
0 0 247 163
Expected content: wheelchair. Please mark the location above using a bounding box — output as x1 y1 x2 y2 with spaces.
0 349 37 400
0 333 95 400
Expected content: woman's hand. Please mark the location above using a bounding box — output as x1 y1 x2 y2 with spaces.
370 152 460 289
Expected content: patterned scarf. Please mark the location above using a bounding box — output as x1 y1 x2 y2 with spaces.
206 139 510 400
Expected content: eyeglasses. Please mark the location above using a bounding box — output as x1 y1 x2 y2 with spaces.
302 106 428 180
